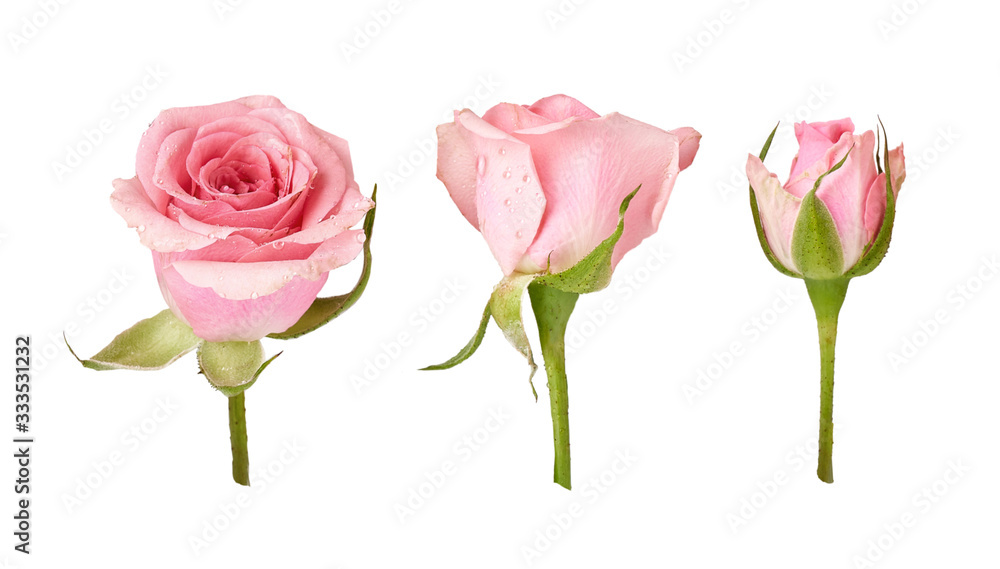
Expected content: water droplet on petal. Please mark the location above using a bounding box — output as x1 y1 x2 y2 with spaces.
503 198 511 206
283 274 293 282
208 233 217 239
356 233 366 243
522 175 531 183
156 178 164 185
218 275 224 281
272 241 285 250
498 147 506 155
476 156 487 176
515 230 523 238
502 169 511 179
136 225 145 233
665 172 674 180
515 187 523 194
250 292 259 300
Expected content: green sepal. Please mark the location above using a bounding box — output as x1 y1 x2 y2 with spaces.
198 340 280 397
748 123 800 278
790 148 853 280
535 186 640 294
67 309 201 371
488 272 540 399
420 302 491 371
268 185 377 340
844 120 896 278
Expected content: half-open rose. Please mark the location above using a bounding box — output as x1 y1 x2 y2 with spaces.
111 95 373 341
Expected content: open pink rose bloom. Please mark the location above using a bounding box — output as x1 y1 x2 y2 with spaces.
437 94 700 275
111 96 373 342
746 118 905 276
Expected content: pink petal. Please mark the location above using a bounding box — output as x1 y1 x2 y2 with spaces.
784 133 854 198
861 143 906 244
814 131 878 270
789 118 856 181
249 107 352 229
437 111 546 274
154 252 327 342
747 154 801 273
110 178 216 252
669 127 701 171
482 103 552 134
527 95 601 122
136 100 259 211
436 117 479 228
887 143 906 197
168 229 365 300
515 113 690 272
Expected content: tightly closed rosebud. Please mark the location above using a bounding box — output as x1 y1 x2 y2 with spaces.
747 118 905 280
745 118 908 484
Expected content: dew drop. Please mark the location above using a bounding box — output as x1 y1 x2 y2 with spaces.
665 172 674 180
272 241 285 250
356 233 366 243
522 175 531 184
515 230 523 238
136 225 146 233
503 198 511 206
124 207 132 213
283 274 293 282
218 276 224 281
156 178 164 185
208 233 217 239
476 156 487 176
250 292 259 300
515 187 523 194
498 147 506 155
502 169 511 179
508 207 515 213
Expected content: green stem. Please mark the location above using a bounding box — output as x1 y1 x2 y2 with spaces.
228 391 250 486
804 278 849 484
528 282 579 490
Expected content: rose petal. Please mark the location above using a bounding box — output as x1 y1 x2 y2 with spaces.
815 131 877 269
439 110 547 275
482 103 552 134
527 95 601 122
111 178 216 252
155 252 327 342
168 229 365 300
789 118 855 181
669 127 701 171
513 113 689 272
747 154 802 273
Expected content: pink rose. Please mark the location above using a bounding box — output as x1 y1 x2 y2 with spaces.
746 118 905 276
436 94 700 275
111 96 372 342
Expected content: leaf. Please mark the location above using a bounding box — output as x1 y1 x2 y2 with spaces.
420 302 491 371
534 186 640 294
790 148 853 279
67 309 201 371
748 123 800 278
269 185 378 340
845 119 896 278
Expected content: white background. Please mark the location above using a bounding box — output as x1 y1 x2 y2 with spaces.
2 0 997 567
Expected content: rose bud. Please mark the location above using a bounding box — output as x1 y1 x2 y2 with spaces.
746 118 906 483
428 94 700 489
